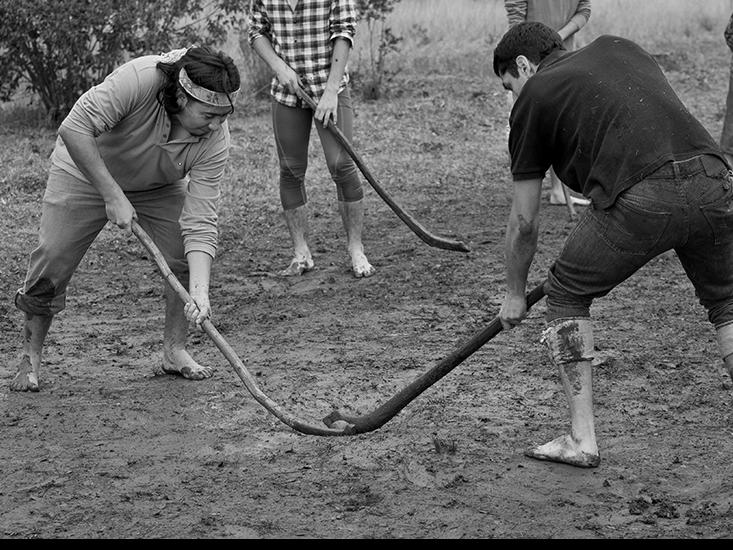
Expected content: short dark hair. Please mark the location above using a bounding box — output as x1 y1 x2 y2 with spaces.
157 46 241 114
493 21 565 78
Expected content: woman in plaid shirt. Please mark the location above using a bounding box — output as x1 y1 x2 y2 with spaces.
248 0 375 278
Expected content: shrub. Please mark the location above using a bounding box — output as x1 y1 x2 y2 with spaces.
0 0 248 125
354 0 403 100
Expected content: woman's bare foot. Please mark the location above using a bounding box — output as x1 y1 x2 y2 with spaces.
279 256 315 276
350 250 375 278
524 434 600 468
162 349 214 380
9 356 40 392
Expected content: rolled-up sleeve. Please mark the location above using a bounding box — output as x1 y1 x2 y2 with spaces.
574 0 591 23
330 0 356 46
179 126 231 259
247 0 270 46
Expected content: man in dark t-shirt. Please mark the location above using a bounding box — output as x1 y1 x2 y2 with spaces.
492 22 733 468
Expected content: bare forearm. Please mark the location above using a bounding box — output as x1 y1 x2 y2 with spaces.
251 35 289 73
326 38 351 93
187 250 212 295
58 128 124 202
504 214 538 298
558 13 589 41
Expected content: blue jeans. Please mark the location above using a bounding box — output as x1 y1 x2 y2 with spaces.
545 154 733 329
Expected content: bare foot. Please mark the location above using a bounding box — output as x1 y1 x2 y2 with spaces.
549 194 590 207
351 251 375 278
524 434 600 468
279 256 314 277
162 349 214 380
9 356 40 392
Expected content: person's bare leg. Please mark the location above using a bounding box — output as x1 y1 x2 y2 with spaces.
548 168 590 207
716 323 733 383
161 285 213 380
338 199 375 278
525 358 600 468
280 205 314 276
10 313 53 392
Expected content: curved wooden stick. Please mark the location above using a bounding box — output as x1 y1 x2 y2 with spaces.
298 91 470 253
322 283 547 433
131 221 357 437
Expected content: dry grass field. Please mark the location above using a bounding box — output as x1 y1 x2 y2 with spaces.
2 0 733 539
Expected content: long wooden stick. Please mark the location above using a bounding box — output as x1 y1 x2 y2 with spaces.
298 90 470 253
131 221 357 436
322 283 547 433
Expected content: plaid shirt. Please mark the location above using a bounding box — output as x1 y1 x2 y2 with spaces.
248 0 357 107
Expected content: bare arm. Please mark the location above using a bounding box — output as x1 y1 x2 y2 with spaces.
57 127 135 231
558 0 591 42
184 250 213 326
500 177 542 330
251 35 302 94
315 37 351 126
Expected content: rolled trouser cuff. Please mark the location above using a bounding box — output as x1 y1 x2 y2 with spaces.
15 287 64 316
541 317 595 366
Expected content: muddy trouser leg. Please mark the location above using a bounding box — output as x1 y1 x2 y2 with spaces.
672 159 733 380
540 168 695 462
13 169 109 389
125 182 192 365
15 169 110 318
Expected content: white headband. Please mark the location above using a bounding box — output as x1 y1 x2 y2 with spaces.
178 66 240 107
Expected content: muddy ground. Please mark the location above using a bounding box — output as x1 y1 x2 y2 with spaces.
1 38 733 539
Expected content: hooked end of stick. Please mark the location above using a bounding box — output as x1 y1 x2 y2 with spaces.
323 410 357 433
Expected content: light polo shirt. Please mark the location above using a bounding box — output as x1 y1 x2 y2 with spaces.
51 54 230 258
247 0 356 107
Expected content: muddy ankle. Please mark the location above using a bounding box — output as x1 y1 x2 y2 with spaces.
524 434 600 468
162 351 213 380
9 356 40 392
10 371 40 392
350 250 375 278
280 256 314 276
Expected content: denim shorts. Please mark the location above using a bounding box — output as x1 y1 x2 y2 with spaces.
15 166 188 316
545 154 733 328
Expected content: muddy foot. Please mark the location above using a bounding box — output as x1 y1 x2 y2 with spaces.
9 357 39 392
524 434 600 468
162 350 214 380
351 251 375 278
279 257 315 277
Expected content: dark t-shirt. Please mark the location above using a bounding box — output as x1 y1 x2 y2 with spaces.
508 35 726 209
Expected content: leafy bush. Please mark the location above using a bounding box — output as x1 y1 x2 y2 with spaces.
0 0 248 125
354 0 402 100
